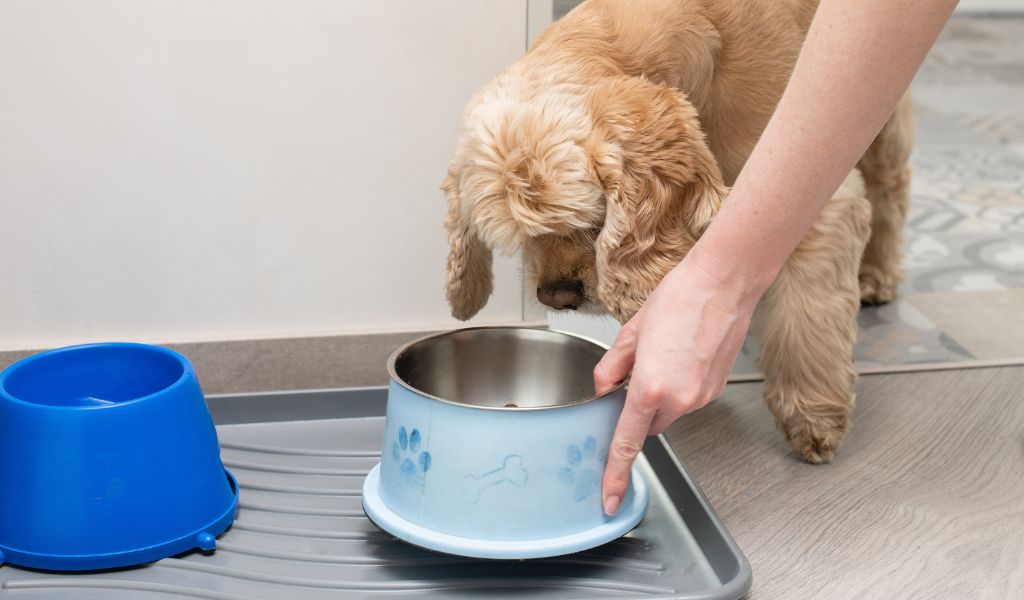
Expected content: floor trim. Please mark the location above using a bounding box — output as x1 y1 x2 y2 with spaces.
728 355 1024 384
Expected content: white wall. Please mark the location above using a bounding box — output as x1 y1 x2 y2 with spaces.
0 1 537 350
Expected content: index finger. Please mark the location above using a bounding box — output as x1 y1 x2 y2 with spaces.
601 385 658 516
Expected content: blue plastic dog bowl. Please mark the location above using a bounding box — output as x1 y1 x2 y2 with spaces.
0 342 238 571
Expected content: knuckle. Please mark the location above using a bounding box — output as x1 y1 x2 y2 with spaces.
611 438 644 462
606 478 629 493
632 380 668 407
700 384 725 408
632 394 660 415
668 393 698 416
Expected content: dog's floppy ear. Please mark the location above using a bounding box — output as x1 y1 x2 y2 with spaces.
587 77 727 321
443 168 494 320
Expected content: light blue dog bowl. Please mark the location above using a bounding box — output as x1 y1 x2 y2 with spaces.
361 327 649 559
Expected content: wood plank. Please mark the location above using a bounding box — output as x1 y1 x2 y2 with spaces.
664 366 1024 599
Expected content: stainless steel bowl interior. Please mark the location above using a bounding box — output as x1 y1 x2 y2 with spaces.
389 328 617 410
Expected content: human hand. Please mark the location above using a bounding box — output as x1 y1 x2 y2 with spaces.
593 253 764 515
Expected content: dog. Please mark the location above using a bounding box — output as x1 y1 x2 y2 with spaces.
440 0 913 462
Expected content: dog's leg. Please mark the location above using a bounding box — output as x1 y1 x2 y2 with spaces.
752 172 872 463
856 92 914 305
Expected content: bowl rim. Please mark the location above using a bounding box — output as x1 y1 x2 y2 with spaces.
0 342 193 411
386 326 626 411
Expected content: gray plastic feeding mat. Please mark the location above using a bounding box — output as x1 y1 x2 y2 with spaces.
0 387 752 599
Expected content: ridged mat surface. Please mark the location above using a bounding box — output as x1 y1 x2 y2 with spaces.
0 408 747 599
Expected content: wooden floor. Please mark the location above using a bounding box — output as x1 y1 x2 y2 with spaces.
664 366 1024 600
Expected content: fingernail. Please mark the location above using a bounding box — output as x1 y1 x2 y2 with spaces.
604 495 621 516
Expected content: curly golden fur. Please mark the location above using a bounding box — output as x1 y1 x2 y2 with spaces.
442 0 913 462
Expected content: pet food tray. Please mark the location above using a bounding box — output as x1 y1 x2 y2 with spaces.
0 387 752 600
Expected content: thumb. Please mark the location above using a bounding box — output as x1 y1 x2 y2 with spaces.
593 315 642 394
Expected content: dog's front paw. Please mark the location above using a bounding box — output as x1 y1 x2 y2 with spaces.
781 414 850 464
859 267 898 306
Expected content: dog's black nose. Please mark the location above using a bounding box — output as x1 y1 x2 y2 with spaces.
537 280 584 310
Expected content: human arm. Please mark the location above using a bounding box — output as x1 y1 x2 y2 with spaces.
594 0 959 515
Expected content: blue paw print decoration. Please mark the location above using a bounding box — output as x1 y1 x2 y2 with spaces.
392 426 432 485
558 436 608 502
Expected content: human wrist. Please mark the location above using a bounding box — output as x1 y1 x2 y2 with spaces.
686 233 779 307
684 178 801 301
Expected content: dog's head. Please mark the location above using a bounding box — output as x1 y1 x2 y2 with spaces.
443 74 726 322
